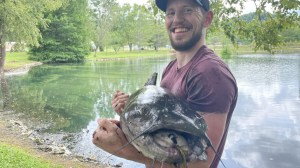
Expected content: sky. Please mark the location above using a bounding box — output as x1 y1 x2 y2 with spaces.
117 0 148 5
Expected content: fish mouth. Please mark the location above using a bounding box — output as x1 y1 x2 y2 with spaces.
148 129 194 161
152 129 189 150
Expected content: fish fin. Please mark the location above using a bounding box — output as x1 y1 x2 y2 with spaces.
144 72 158 86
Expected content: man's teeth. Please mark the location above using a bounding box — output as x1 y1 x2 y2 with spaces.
174 28 188 33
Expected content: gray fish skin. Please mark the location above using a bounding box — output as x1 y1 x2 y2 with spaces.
120 85 211 163
144 72 157 86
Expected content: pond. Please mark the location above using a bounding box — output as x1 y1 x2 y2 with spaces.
1 53 300 168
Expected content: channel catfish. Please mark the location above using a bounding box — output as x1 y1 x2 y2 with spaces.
120 72 212 164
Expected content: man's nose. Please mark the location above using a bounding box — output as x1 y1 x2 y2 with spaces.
173 11 185 23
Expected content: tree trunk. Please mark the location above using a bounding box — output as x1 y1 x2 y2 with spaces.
129 43 132 52
94 45 99 57
0 36 6 73
0 73 11 111
0 23 10 111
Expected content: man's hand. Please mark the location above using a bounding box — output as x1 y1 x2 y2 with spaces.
111 90 129 115
92 119 142 160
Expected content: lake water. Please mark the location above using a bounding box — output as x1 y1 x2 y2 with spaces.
1 54 300 168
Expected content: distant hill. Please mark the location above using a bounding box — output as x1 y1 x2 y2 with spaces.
239 12 270 22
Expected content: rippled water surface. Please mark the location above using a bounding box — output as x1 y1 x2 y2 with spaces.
1 54 300 168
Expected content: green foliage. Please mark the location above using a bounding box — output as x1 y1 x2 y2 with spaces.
281 27 300 42
221 45 232 59
0 0 64 46
11 42 27 52
0 143 63 168
89 1 169 52
211 0 300 53
90 0 118 53
0 0 64 71
29 0 91 63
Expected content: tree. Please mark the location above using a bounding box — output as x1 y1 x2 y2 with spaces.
281 27 300 42
145 0 169 50
0 0 64 72
210 0 300 53
147 0 299 53
29 0 91 63
90 0 118 55
117 4 139 51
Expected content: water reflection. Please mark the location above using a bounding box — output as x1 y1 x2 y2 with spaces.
1 54 300 168
223 54 300 168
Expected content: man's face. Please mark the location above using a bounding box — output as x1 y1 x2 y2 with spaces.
165 0 206 51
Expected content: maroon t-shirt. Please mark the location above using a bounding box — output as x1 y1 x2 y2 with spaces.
160 45 238 168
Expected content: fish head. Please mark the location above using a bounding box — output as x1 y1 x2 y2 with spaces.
120 85 211 163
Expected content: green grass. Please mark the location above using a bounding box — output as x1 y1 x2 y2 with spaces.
209 42 300 56
0 143 63 168
5 52 35 70
5 43 300 70
87 49 172 60
4 50 173 70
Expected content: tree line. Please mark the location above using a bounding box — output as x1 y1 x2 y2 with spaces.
0 0 299 70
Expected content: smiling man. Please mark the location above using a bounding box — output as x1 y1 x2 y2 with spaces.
92 0 238 168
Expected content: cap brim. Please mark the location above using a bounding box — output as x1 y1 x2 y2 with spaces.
156 0 209 12
155 0 167 12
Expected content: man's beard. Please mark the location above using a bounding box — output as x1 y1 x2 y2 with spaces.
169 27 203 51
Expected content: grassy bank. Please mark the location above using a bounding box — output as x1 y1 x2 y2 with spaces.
5 49 172 71
5 43 300 71
210 42 300 55
87 49 172 60
0 143 63 168
5 52 36 70
0 120 105 168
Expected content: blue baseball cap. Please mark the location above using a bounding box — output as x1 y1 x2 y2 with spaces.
155 0 210 12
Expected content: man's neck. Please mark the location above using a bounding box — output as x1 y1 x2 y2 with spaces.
175 40 205 69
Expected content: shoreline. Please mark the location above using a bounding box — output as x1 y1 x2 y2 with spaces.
4 62 43 76
0 116 106 168
1 62 109 168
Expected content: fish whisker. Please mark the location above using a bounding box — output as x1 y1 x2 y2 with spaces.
100 123 158 162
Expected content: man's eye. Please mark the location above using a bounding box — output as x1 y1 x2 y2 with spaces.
183 8 193 14
166 11 175 17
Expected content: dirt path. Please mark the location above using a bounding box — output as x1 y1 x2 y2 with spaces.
0 118 109 168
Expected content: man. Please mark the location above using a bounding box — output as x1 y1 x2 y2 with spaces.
92 0 238 167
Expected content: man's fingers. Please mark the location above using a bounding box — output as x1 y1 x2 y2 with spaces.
109 119 120 125
113 90 121 98
98 119 120 132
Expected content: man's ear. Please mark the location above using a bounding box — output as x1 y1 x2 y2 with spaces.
204 11 213 27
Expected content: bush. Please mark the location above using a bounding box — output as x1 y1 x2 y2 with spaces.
221 45 232 59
